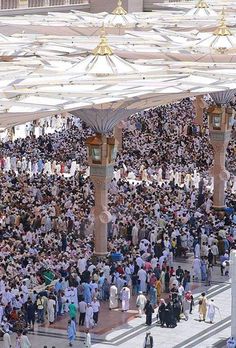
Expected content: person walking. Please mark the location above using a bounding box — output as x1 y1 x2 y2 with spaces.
173 299 181 323
15 332 21 348
85 303 94 329
36 295 45 323
198 292 207 322
67 319 76 347
109 283 118 310
121 284 130 312
136 291 147 317
84 329 92 348
144 300 154 326
19 331 32 348
143 332 154 348
158 299 166 327
207 299 219 323
48 296 56 324
182 293 191 321
3 331 12 348
26 299 36 331
78 299 87 326
91 298 100 326
69 301 77 322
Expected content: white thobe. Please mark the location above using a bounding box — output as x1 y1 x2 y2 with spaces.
85 307 94 328
121 287 130 311
3 333 12 348
136 294 147 317
207 303 219 322
48 299 56 323
138 269 147 293
132 225 139 245
78 258 87 274
70 161 77 176
109 285 118 309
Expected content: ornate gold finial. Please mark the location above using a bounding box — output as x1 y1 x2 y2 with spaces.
112 0 127 15
214 8 232 36
93 25 113 56
195 0 209 9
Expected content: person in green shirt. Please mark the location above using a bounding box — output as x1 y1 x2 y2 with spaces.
68 301 77 321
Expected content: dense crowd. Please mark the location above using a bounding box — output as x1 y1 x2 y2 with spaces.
0 97 235 347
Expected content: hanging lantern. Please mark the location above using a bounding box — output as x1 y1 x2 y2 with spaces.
86 134 103 164
208 105 222 130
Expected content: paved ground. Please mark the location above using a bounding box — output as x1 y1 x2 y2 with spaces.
7 260 232 348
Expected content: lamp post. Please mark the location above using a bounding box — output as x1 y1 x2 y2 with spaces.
86 134 117 256
208 105 234 210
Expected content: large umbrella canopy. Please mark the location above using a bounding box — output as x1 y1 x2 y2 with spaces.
0 6 234 131
185 0 217 18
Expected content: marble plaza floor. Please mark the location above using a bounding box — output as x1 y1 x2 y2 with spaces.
5 260 232 348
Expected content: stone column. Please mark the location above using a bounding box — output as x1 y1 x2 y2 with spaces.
113 120 125 152
210 137 230 209
208 106 233 210
230 250 236 345
91 168 113 256
193 95 206 127
86 134 116 256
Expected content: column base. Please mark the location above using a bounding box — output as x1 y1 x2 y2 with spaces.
93 251 108 257
90 254 107 264
212 206 226 211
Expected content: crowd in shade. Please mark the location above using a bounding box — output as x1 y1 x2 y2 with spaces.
0 97 235 346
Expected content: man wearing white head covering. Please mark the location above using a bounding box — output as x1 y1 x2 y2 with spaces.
138 267 147 293
207 299 219 323
136 291 147 317
121 284 130 312
109 283 118 310
85 303 94 329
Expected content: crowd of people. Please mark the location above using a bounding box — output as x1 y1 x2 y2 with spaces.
0 97 235 347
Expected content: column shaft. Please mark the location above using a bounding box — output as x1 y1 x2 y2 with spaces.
113 125 123 152
194 96 205 126
211 143 228 209
93 178 110 256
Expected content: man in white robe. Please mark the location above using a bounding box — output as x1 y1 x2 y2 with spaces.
48 296 56 324
121 285 130 312
71 287 78 309
138 267 147 293
207 299 219 323
70 160 77 176
109 284 118 310
78 257 87 274
3 332 12 348
85 304 94 329
136 291 147 317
